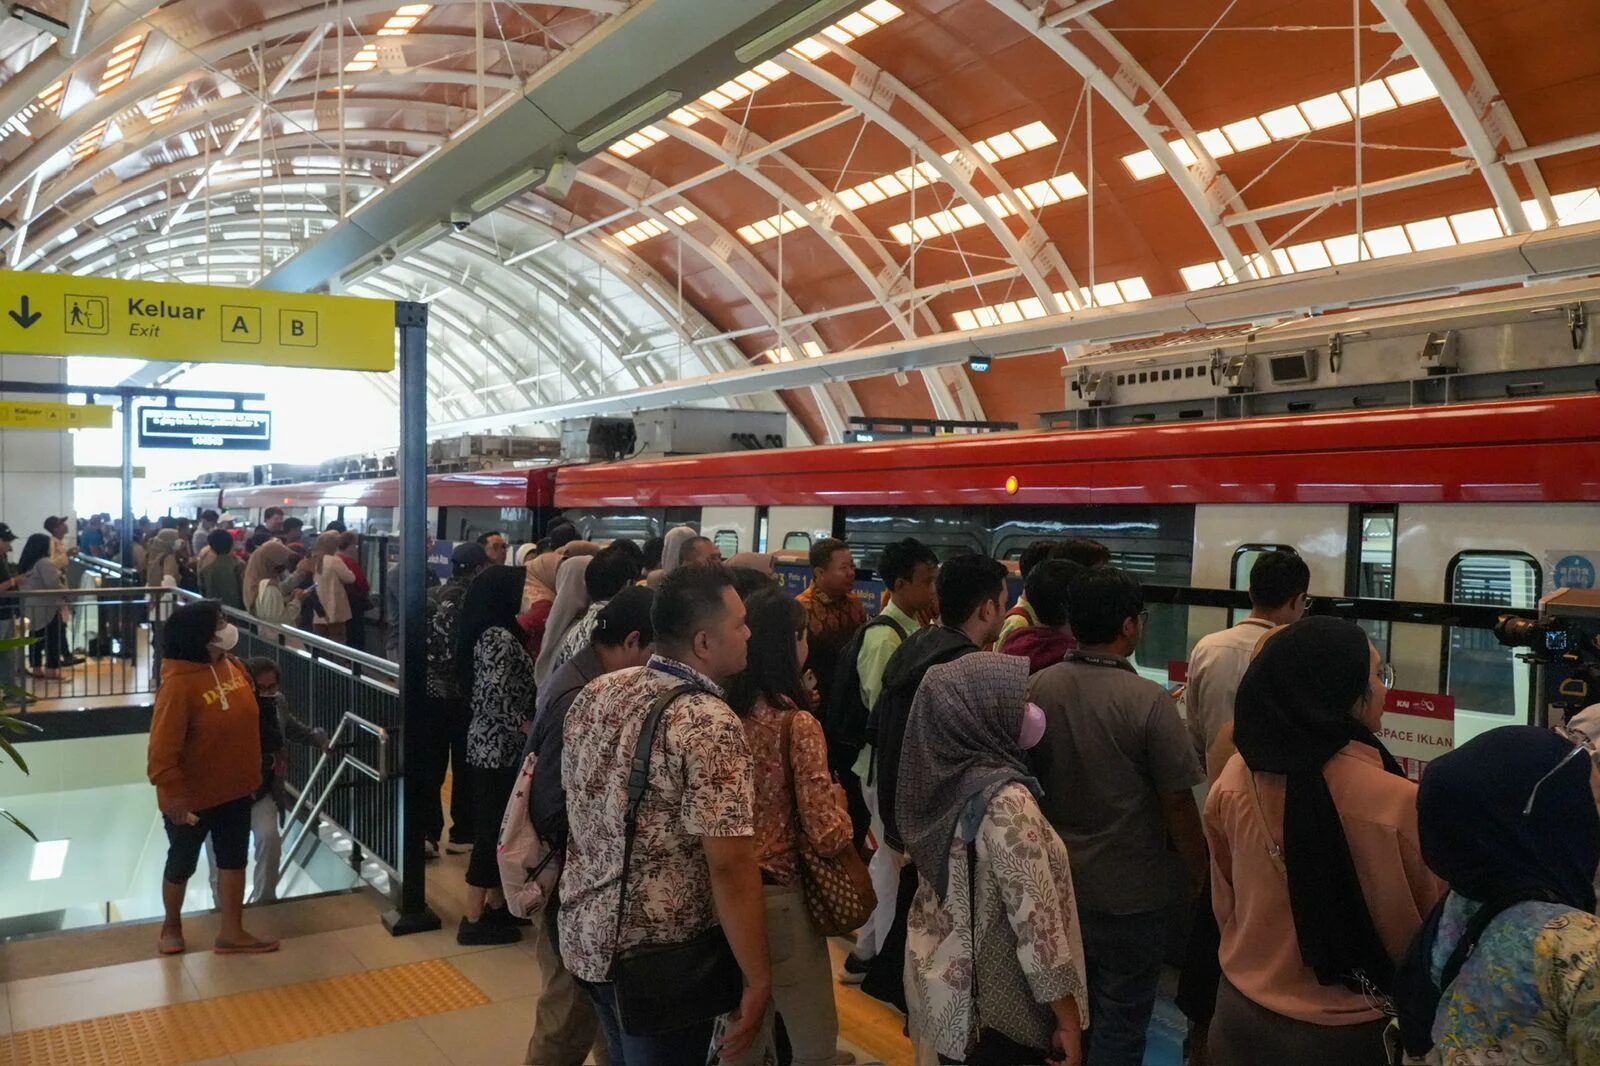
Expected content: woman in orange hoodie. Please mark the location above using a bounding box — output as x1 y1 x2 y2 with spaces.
147 600 279 956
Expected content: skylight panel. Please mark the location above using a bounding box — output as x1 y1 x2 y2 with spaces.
1122 150 1163 180
1322 234 1363 264
1340 80 1397 117
1362 226 1412 258
1196 129 1234 159
99 34 145 95
1258 105 1309 139
1286 241 1332 271
1014 121 1056 151
1404 216 1454 250
1448 208 1503 244
1298 93 1351 129
1180 262 1226 291
71 119 110 164
142 83 185 124
949 277 1149 331
1221 117 1271 152
1169 140 1199 167
982 130 1025 160
1551 188 1600 224
1384 67 1439 105
37 80 65 113
616 4 902 154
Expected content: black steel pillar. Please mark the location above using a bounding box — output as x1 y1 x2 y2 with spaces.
119 394 134 571
384 301 441 936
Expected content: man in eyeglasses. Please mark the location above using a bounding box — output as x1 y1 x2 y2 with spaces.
1187 550 1313 763
1026 565 1207 1066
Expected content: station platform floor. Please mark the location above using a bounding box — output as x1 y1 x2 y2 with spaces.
0 825 1188 1065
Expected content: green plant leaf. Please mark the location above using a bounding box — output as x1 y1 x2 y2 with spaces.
0 731 28 775
0 713 41 735
0 808 36 841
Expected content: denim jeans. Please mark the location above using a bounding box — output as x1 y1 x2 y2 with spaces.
580 978 714 1066
1079 908 1168 1066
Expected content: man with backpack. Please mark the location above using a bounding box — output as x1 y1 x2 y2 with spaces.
849 553 1008 1013
828 538 938 984
424 542 490 858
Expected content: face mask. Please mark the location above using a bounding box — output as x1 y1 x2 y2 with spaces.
1018 702 1048 750
211 623 239 652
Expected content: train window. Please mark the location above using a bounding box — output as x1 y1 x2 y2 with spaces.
1230 543 1296 626
1352 505 1396 656
782 531 812 551
1443 551 1540 720
712 529 740 556
1116 374 1126 385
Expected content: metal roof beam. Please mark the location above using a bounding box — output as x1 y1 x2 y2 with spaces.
254 0 876 294
429 219 1600 429
1369 0 1530 232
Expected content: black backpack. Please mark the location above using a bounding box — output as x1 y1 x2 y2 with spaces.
823 614 906 772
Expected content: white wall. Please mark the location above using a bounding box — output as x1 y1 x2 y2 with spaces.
0 355 73 541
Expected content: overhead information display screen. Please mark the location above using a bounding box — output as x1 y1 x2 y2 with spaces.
0 269 394 371
139 409 272 451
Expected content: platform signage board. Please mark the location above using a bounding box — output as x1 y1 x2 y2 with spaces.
0 269 394 371
0 400 112 429
139 409 272 451
1379 689 1456 780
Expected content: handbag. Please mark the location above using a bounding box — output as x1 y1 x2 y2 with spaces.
607 683 744 1036
781 711 877 937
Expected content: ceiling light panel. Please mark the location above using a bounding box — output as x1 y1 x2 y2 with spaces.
142 84 186 124
1121 68 1438 180
761 341 824 362
98 34 146 96
949 275 1152 330
736 122 1055 245
609 3 903 158
348 5 430 70
888 169 1084 245
1175 190 1596 291
613 206 698 246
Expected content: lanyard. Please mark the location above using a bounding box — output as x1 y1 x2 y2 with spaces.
646 656 716 695
1066 650 1136 673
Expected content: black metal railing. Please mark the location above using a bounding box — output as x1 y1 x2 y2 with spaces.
10 585 161 706
163 590 405 891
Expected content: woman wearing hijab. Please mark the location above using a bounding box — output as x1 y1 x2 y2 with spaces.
720 587 853 1066
657 525 698 574
900 652 1088 1066
454 564 535 945
533 555 591 687
1203 617 1443 1065
243 539 299 624
309 531 357 643
1395 725 1600 1064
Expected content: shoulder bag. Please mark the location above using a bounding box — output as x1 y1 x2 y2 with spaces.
608 683 745 1036
781 710 877 937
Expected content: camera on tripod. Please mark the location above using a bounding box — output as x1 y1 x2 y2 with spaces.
1495 589 1600 725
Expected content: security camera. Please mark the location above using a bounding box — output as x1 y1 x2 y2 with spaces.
449 211 472 232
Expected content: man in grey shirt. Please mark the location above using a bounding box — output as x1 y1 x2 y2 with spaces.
1027 566 1207 1066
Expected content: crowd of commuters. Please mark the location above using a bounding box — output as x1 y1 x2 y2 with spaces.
126 503 1600 1066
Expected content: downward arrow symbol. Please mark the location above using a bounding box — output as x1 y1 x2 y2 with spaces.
8 296 40 329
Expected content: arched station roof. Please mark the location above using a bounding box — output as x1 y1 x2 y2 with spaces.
0 0 1595 441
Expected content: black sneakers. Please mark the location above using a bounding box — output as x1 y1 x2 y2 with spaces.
483 905 532 928
457 915 522 946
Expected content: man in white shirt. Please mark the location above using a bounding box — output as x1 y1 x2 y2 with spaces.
1185 549 1311 761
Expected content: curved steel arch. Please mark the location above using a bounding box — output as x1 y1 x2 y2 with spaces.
0 0 480 208
1369 0 1529 231
576 166 863 441
673 110 986 420
987 0 1255 277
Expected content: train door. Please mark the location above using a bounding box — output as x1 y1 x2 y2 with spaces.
766 506 834 555
700 507 757 559
1188 504 1349 655
1390 502 1600 745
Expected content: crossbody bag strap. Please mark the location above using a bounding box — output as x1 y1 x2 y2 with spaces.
607 683 698 974
1245 771 1288 877
967 835 981 1036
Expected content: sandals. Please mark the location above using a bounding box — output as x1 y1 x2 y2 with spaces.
213 937 280 955
157 932 186 955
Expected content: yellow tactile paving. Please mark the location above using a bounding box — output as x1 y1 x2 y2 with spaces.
0 956 490 1066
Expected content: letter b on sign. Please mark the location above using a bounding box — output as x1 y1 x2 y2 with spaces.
280 309 318 348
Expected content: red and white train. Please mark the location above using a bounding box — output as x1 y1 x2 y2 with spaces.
155 394 1600 745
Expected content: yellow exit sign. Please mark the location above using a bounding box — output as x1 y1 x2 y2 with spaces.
0 270 395 372
0 400 113 429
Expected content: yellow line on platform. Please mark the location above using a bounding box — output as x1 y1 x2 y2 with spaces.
0 957 489 1065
